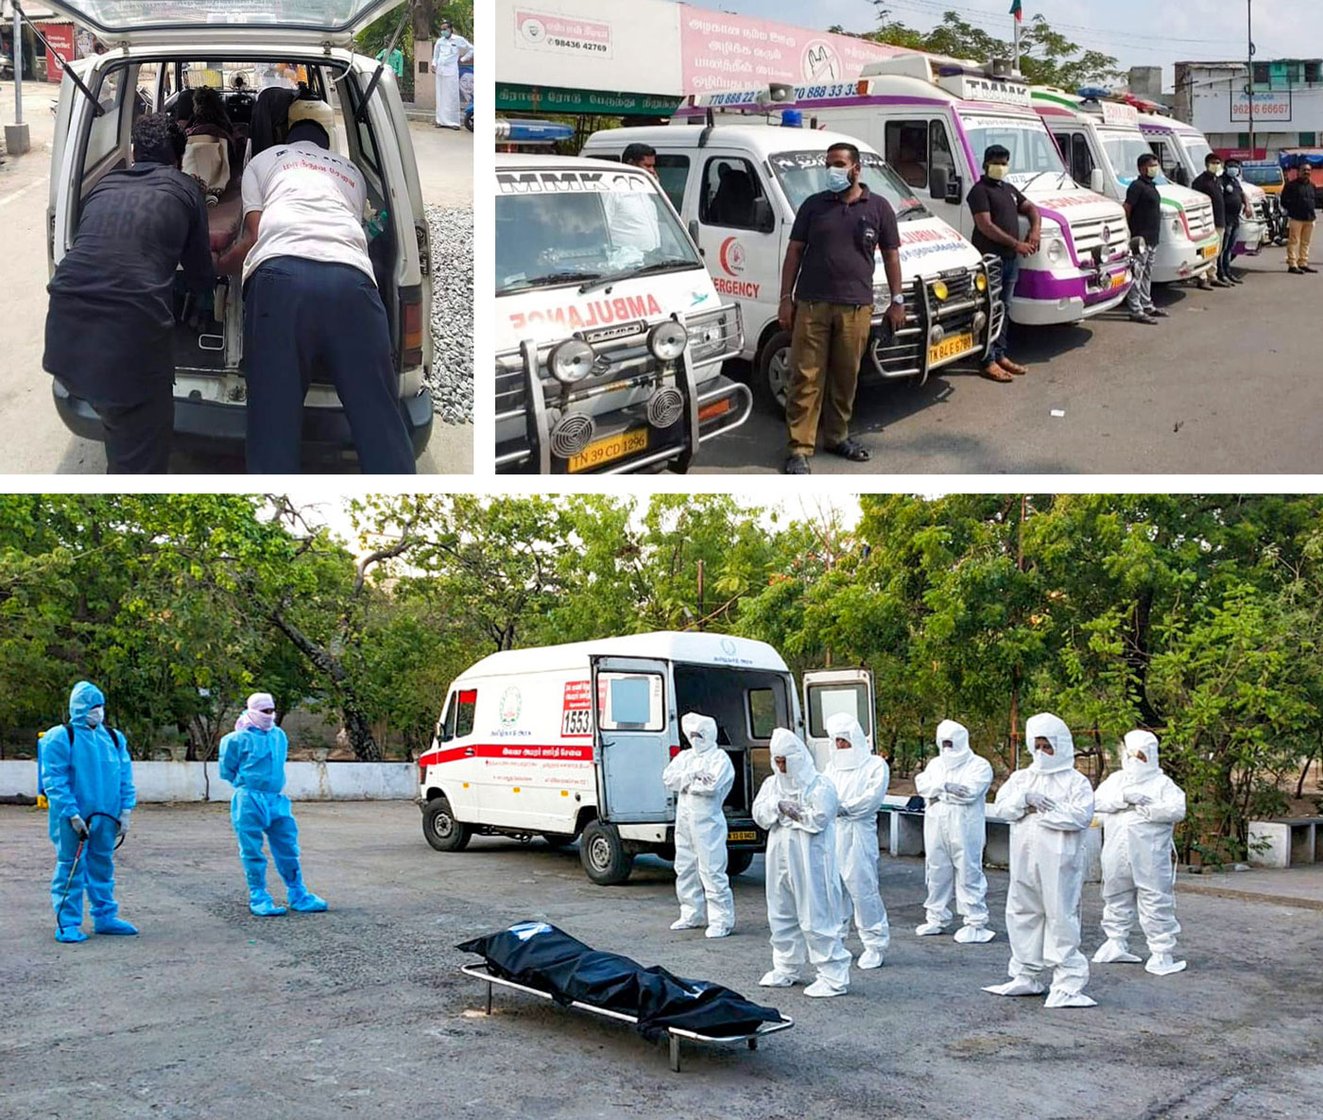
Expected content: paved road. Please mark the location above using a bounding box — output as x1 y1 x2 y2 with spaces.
0 85 472 475
2 801 1319 1119
696 255 1323 475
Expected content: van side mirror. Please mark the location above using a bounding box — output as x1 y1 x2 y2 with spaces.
930 166 949 201
688 218 704 253
946 175 963 203
1173 166 1189 186
1089 168 1105 193
752 197 775 233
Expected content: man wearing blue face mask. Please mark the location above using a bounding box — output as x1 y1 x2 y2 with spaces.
220 692 328 917
778 142 903 474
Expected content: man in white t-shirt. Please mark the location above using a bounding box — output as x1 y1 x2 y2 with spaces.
216 99 415 474
603 143 662 266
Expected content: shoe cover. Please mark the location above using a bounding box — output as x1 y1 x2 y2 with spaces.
857 948 885 970
1092 939 1142 964
288 889 328 913
704 925 731 939
670 917 705 931
982 976 1046 997
803 979 847 998
954 925 995 944
94 917 139 936
249 892 287 917
759 969 798 987
914 921 947 936
1044 988 1097 1009
1145 954 1188 976
55 926 88 943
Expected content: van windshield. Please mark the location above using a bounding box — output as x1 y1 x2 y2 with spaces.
1180 135 1215 169
770 149 926 216
495 174 703 296
1101 129 1168 184
959 113 1067 186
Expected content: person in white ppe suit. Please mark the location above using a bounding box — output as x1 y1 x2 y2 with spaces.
662 712 735 938
1092 729 1187 976
752 729 852 997
432 20 474 129
983 713 1097 1008
914 719 995 942
823 712 890 968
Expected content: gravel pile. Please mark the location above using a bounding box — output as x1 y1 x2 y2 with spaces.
425 204 474 425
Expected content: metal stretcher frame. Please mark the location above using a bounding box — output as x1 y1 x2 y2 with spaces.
460 964 795 1072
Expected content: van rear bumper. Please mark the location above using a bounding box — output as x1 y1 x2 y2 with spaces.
53 380 434 463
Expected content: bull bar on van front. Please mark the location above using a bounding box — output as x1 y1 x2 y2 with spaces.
495 305 750 474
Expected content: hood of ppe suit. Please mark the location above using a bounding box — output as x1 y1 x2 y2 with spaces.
234 712 254 733
246 692 277 733
68 680 106 727
1026 712 1074 773
681 712 719 755
935 719 972 762
1121 729 1160 776
825 712 869 770
770 728 817 793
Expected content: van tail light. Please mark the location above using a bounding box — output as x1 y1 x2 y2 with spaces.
418 759 427 784
669 745 683 759
402 290 424 369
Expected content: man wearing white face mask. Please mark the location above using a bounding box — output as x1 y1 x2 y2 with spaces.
983 713 1096 1008
752 729 852 996
913 719 995 942
662 712 735 938
1092 730 1188 975
431 19 474 130
823 712 890 968
220 692 328 917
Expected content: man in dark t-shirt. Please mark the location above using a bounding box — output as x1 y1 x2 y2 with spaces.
44 113 214 473
778 142 903 474
1124 153 1165 324
966 145 1039 382
1189 152 1228 289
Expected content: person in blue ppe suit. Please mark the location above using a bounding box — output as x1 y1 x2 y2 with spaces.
39 681 138 942
220 692 328 917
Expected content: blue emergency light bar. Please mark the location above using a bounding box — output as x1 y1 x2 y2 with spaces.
495 118 574 145
1077 86 1111 100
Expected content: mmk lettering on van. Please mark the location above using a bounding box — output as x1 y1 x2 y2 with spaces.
508 293 665 333
496 171 653 194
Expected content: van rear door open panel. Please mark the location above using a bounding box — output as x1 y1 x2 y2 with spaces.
801 669 877 772
591 656 674 823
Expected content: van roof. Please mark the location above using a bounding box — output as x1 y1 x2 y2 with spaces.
585 123 883 158
455 631 791 681
1135 113 1201 134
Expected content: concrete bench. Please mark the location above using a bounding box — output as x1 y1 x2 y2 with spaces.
1247 818 1323 869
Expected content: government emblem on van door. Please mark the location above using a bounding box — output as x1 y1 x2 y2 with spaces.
720 638 738 656
499 686 523 726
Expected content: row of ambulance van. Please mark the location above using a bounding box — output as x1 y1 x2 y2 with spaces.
495 55 1266 475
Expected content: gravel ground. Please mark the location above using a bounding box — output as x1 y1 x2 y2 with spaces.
426 205 474 425
3 801 1321 1119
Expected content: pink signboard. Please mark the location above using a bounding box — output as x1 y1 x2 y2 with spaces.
678 3 909 94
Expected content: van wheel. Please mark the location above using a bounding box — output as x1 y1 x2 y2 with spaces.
542 833 574 849
726 849 755 877
579 821 634 885
422 796 472 852
755 330 793 414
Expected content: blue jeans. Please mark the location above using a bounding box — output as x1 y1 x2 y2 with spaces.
1218 221 1238 279
243 257 417 474
989 254 1018 363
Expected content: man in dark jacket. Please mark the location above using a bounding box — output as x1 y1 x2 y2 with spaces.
1218 158 1251 284
1189 153 1231 288
1282 160 1318 274
43 113 214 473
1124 154 1166 324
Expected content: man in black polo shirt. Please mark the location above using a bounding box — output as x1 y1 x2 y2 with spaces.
1218 158 1252 284
966 145 1039 382
1124 153 1165 324
44 113 214 473
778 142 903 474
1190 153 1230 289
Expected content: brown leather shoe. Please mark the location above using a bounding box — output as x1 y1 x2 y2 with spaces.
999 357 1029 375
981 361 1014 382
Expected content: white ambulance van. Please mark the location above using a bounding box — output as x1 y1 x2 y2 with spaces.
675 56 1134 327
495 154 750 474
1030 89 1229 282
580 123 998 410
417 631 874 885
1136 111 1271 258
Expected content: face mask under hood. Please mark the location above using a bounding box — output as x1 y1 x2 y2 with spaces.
770 727 817 793
68 680 106 728
681 712 718 754
935 718 972 762
825 712 869 770
1121 729 1160 777
1026 712 1074 773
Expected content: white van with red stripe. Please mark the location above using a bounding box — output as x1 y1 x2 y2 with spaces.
417 631 874 885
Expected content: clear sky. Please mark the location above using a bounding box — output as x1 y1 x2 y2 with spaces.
684 0 1323 87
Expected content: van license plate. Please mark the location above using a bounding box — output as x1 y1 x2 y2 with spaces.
567 428 649 473
928 332 974 366
1199 243 1218 259
728 830 758 842
1110 271 1127 289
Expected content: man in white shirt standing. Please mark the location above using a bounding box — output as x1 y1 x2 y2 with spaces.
216 99 416 473
603 144 662 265
432 20 474 130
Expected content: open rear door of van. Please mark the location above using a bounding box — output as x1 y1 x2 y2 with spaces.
801 668 876 772
590 656 675 824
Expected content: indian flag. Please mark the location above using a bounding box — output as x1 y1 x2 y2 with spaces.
1010 0 1023 20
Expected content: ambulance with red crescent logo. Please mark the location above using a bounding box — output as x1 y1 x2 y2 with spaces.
582 123 997 412
495 154 750 474
417 632 875 886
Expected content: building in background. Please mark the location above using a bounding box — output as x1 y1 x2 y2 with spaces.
1175 57 1323 159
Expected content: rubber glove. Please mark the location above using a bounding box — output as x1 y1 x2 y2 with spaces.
118 811 132 838
69 815 89 840
1124 789 1153 807
778 799 803 821
944 783 971 799
1024 790 1057 812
